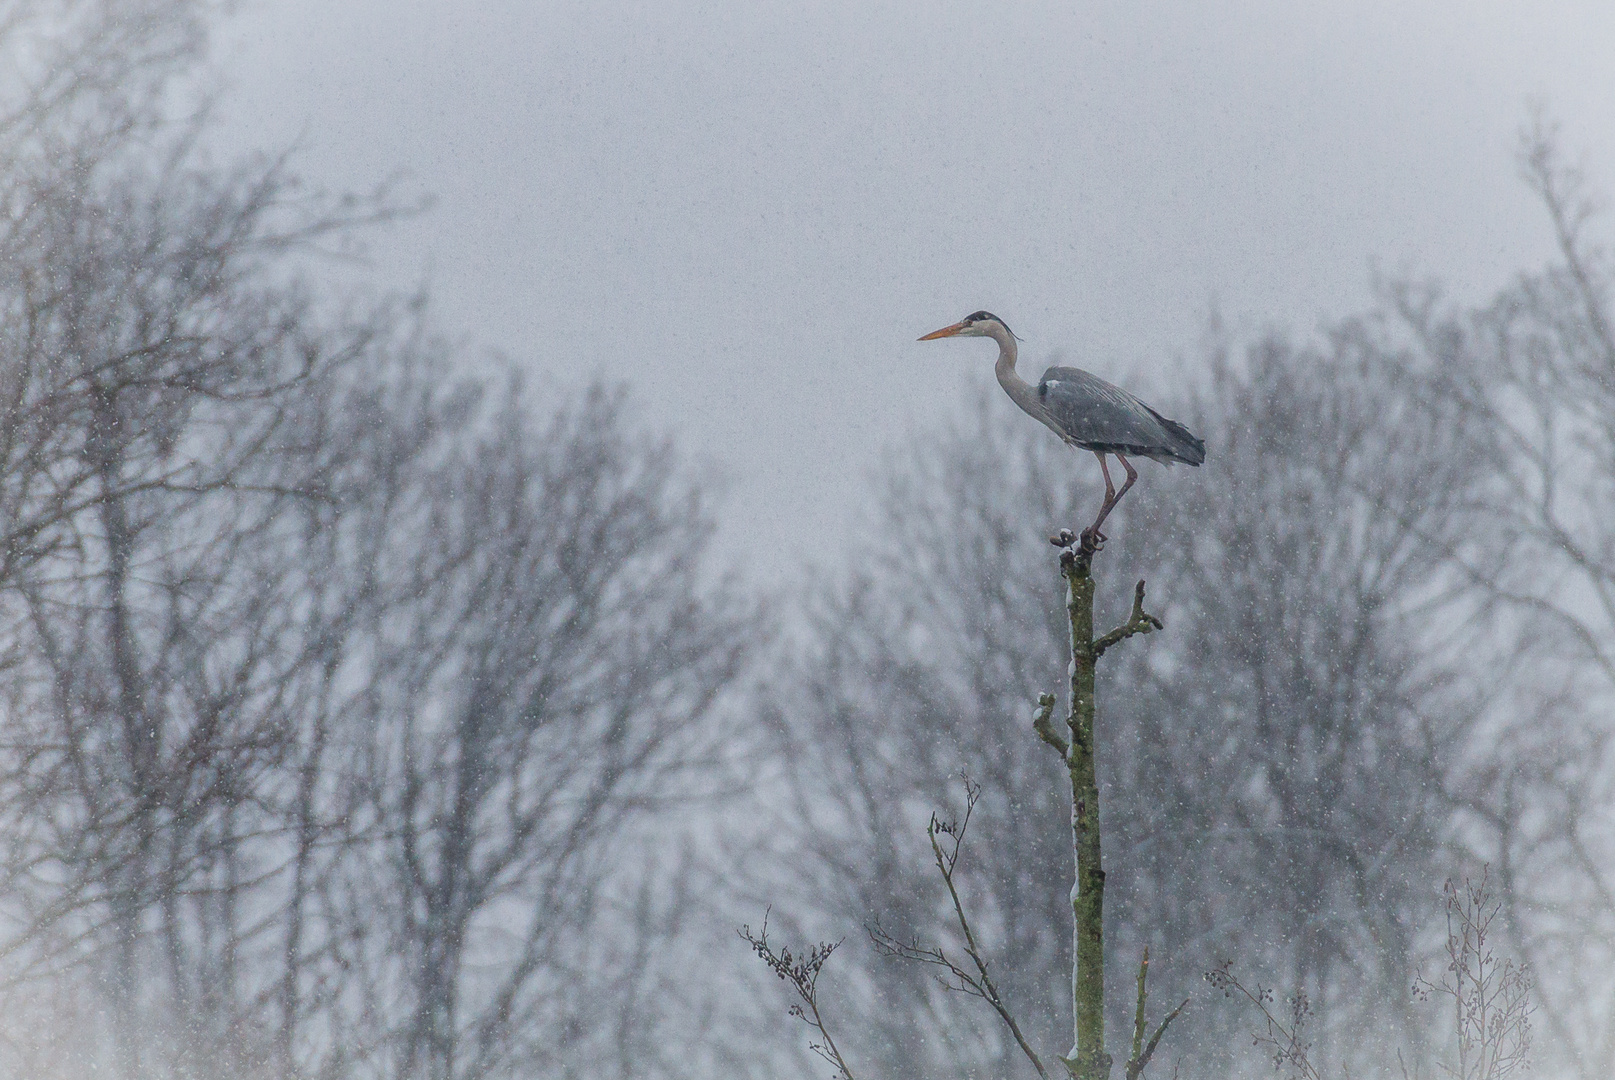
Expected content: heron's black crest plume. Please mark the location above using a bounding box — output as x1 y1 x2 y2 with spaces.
967 311 1020 340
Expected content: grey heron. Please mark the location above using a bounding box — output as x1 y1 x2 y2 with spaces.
920 311 1205 541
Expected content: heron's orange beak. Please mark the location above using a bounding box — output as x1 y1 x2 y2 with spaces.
918 321 968 341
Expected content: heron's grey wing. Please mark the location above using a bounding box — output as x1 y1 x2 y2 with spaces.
1037 367 1168 450
1037 366 1205 464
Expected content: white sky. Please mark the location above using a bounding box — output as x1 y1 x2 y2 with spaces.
208 0 1615 582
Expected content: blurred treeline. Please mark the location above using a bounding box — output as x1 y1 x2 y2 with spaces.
0 4 1611 1080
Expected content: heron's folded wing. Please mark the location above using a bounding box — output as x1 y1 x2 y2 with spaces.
1036 367 1164 447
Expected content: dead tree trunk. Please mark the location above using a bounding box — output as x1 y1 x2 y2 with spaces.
1035 531 1180 1080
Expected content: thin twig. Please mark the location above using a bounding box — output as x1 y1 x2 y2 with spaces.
871 780 1049 1079
1130 998 1187 1080
1122 947 1185 1080
1129 949 1150 1070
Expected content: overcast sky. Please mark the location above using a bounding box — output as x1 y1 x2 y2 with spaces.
208 1 1615 582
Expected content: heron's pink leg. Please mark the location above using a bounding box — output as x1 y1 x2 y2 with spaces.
1087 452 1118 541
1089 453 1138 539
1114 453 1138 503
1094 452 1116 502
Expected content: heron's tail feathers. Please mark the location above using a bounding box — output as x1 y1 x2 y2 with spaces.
1147 410 1207 466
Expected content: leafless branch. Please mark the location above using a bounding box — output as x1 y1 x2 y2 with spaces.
1032 692 1066 756
1093 580 1164 659
743 912 858 1080
870 778 1049 1079
1124 948 1187 1080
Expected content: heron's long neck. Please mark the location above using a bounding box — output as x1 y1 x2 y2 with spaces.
989 326 1044 420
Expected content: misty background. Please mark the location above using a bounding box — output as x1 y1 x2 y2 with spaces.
207 0 1615 580
0 2 1612 1079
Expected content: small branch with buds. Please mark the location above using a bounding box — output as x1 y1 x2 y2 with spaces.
1204 961 1321 1080
1413 868 1533 1080
741 913 858 1080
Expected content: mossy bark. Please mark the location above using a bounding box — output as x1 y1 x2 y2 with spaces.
1038 536 1170 1080
1060 545 1110 1080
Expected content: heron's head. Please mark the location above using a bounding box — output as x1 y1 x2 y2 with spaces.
918 311 1013 341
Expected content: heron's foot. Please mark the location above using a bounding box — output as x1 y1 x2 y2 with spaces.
1051 525 1104 558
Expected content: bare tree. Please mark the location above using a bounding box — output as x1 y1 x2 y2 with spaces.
1389 119 1615 1080
328 380 752 1080
0 95 399 1080
0 7 757 1079
0 0 208 156
1209 869 1534 1080
1104 324 1483 1074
